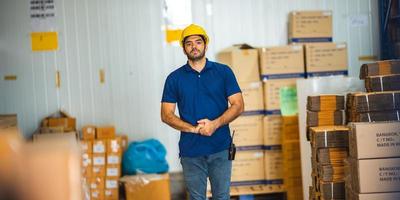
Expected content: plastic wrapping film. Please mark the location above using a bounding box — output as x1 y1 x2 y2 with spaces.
296 76 364 200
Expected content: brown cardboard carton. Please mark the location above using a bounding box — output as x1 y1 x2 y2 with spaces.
238 81 264 112
231 150 265 184
96 126 116 139
93 139 107 154
93 153 106 166
104 188 119 200
349 121 400 159
92 166 106 177
122 173 171 200
263 78 298 113
90 189 105 200
263 115 282 146
80 140 93 154
106 165 121 178
105 178 119 190
264 150 283 183
90 177 105 190
107 137 123 154
118 135 129 150
281 116 299 141
217 44 260 82
348 190 400 200
258 45 305 79
359 60 400 79
82 125 96 140
81 153 93 177
288 10 332 43
305 42 348 77
107 153 122 165
230 115 263 147
348 157 400 193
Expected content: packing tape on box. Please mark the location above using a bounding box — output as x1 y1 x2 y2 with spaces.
364 94 372 122
330 182 334 199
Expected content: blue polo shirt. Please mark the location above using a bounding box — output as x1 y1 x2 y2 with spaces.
161 59 241 157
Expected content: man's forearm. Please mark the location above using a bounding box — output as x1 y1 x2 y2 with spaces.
214 103 243 128
162 113 196 133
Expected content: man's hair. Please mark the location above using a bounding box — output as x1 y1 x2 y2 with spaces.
183 35 206 46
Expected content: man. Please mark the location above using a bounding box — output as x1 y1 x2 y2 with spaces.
161 24 244 200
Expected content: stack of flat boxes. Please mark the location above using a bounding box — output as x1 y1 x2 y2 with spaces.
259 44 305 189
288 10 348 78
281 116 303 200
345 60 400 199
306 95 348 200
218 44 266 188
80 125 127 200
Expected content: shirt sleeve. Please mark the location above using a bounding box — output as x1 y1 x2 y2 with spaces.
161 74 178 103
224 66 242 98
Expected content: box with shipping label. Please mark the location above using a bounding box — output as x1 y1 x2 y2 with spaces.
264 150 283 184
96 126 116 139
288 10 332 43
92 165 106 177
90 189 105 200
105 178 119 190
231 150 265 185
81 153 93 177
118 135 129 150
349 121 400 159
93 139 106 154
217 44 260 82
348 157 400 193
122 173 170 200
107 137 123 154
239 81 264 113
82 125 96 140
106 165 121 178
105 188 119 200
263 78 298 113
263 115 283 146
230 115 263 147
107 153 122 165
92 153 106 166
282 116 300 141
258 45 305 80
80 140 93 154
90 177 105 190
305 42 348 77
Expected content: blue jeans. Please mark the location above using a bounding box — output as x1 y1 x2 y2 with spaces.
181 149 232 200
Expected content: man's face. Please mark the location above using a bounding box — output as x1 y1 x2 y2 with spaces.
183 35 207 61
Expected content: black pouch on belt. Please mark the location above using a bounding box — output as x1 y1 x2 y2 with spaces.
228 130 236 160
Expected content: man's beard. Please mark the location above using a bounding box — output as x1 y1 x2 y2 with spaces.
186 48 206 61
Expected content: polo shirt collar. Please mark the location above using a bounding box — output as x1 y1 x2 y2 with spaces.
184 58 212 73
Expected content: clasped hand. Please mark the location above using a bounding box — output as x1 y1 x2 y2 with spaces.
193 118 217 136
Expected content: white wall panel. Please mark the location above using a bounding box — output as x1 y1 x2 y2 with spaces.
0 0 379 176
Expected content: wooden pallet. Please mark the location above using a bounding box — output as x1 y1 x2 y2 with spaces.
207 184 285 198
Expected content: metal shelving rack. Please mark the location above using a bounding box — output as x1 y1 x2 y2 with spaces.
380 0 400 59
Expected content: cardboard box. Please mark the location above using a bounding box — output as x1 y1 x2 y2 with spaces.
93 153 106 166
96 126 116 139
21 138 81 200
80 140 93 154
348 190 400 200
230 115 263 147
349 157 400 193
118 135 129 150
239 81 264 112
217 44 260 82
122 173 170 200
82 125 96 140
107 137 123 154
349 121 400 159
47 117 76 132
264 150 283 183
82 153 93 177
107 153 122 165
288 10 332 43
106 165 121 178
282 116 300 141
90 189 105 200
105 178 119 189
104 188 119 200
258 45 305 80
263 115 283 146
232 150 265 184
92 166 106 177
93 139 106 154
0 114 17 129
263 78 298 113
90 177 105 190
305 42 348 77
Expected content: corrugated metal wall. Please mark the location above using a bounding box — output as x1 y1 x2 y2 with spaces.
0 0 378 174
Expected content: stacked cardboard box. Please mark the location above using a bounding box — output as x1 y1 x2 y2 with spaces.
121 174 171 200
288 11 333 43
346 60 400 199
281 116 303 200
360 60 400 92
80 125 127 200
306 94 348 200
39 110 76 133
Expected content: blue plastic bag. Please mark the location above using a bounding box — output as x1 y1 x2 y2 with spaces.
122 139 169 175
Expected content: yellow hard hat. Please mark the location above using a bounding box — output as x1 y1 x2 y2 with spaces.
180 24 209 46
